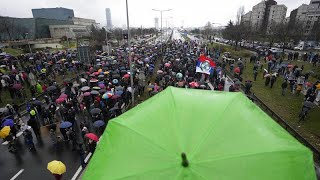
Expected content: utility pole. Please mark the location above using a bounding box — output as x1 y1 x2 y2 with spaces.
126 0 135 106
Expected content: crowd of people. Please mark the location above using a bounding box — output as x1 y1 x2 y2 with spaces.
224 47 320 121
0 39 167 179
2 33 318 179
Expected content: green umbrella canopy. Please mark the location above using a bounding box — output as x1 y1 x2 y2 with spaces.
83 87 316 180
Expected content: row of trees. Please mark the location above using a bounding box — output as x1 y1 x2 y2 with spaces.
221 6 320 51
222 19 307 51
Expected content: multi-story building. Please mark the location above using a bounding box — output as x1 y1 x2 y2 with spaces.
71 17 97 28
267 5 287 33
241 0 286 33
288 1 320 36
49 24 90 39
0 16 72 41
32 7 74 21
241 11 252 25
305 0 320 35
296 4 309 23
106 8 112 30
250 1 266 31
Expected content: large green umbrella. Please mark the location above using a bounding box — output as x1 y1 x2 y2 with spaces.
83 87 315 180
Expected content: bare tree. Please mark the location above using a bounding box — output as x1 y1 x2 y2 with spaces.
236 6 245 25
203 21 212 39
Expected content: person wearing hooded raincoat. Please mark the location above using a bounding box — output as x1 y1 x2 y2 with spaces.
36 82 43 93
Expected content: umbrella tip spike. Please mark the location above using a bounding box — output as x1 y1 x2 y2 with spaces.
181 152 189 168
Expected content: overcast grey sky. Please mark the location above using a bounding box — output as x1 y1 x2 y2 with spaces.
0 0 311 28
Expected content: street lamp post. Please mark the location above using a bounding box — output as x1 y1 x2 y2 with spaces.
152 8 172 53
25 33 32 53
126 0 135 106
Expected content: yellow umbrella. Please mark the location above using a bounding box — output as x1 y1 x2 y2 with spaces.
104 71 109 75
47 160 66 175
98 69 103 73
316 83 320 90
0 126 11 139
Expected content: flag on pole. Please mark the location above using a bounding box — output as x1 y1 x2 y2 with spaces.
196 55 216 75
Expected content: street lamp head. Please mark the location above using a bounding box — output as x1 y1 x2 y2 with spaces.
152 8 172 12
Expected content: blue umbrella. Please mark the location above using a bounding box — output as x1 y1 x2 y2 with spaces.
2 119 14 127
93 120 105 127
112 79 119 84
115 90 123 95
60 121 72 129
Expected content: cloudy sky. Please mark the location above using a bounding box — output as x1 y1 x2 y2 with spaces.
0 0 311 28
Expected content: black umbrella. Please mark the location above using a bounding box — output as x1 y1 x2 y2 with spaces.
109 106 119 112
113 74 121 79
90 108 101 115
31 100 43 105
99 89 107 94
90 90 100 95
303 101 315 108
47 86 57 91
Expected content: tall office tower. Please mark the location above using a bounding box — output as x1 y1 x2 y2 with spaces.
155 17 159 29
106 8 112 30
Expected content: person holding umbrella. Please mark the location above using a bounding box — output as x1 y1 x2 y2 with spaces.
85 133 98 153
47 160 66 180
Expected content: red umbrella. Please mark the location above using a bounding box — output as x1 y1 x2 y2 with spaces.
111 94 121 100
55 98 65 104
93 72 100 76
59 94 68 99
13 84 23 90
90 79 99 83
123 74 130 79
305 82 313 87
234 67 240 73
164 63 171 67
189 82 199 88
85 133 99 142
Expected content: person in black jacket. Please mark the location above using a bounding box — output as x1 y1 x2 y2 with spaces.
281 80 288 96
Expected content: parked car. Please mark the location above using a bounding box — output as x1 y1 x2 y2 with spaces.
269 48 282 54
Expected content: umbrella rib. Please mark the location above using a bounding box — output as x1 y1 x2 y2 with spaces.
113 121 177 159
190 94 241 157
115 165 178 180
194 149 306 164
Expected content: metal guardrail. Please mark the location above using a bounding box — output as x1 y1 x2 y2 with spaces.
224 70 320 162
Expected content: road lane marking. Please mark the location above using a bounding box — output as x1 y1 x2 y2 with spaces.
71 167 83 180
10 169 24 180
2 126 31 145
84 152 92 163
71 152 92 180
